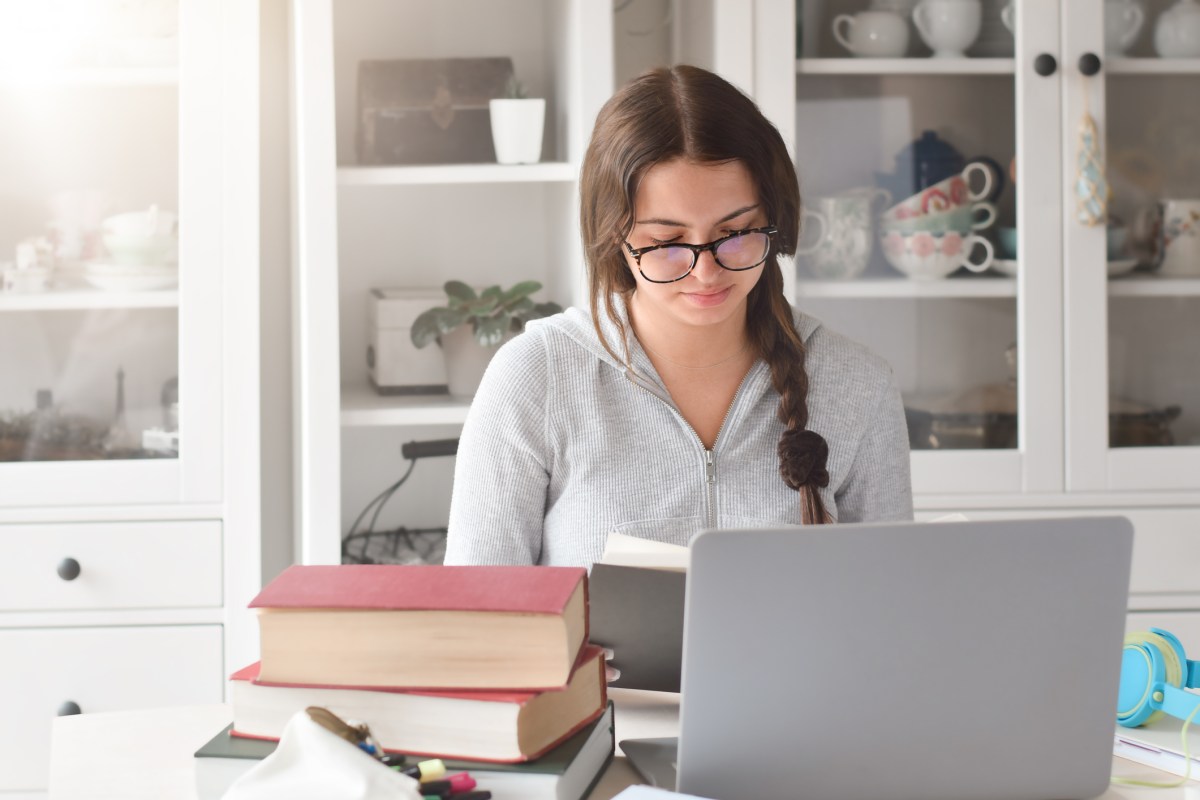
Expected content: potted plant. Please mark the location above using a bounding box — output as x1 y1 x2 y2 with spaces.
410 280 562 397
488 75 545 165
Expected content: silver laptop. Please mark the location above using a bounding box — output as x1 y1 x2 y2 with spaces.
622 516 1134 800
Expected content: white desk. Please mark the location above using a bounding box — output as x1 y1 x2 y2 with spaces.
47 689 1192 799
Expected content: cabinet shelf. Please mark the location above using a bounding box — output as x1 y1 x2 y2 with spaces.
1107 58 1200 75
796 277 1016 298
341 383 470 427
796 58 1014 76
0 288 179 311
337 162 577 186
1108 276 1200 296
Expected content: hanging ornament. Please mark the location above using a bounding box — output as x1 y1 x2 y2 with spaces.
1075 91 1107 227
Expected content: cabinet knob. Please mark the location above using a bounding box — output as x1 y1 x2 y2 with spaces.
1033 53 1057 76
57 700 82 716
57 557 81 581
1078 52 1102 76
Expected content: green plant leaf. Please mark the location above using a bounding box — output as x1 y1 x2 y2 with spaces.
444 280 476 302
480 286 503 304
435 308 469 333
501 280 542 303
475 315 508 347
410 309 445 348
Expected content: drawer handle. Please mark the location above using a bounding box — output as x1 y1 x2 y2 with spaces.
57 700 82 716
57 557 81 581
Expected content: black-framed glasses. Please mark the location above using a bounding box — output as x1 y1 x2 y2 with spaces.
623 226 778 284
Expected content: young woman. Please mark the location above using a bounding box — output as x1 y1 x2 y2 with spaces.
443 65 912 568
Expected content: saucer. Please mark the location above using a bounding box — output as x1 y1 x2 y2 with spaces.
992 258 1018 277
1107 258 1138 277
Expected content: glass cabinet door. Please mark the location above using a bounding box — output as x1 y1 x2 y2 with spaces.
788 0 1063 495
0 0 222 507
1064 0 1200 491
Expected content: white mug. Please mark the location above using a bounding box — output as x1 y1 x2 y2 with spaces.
1155 199 1200 276
832 11 911 58
913 0 983 58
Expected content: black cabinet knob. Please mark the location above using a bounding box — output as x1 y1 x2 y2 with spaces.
1078 52 1102 76
57 557 81 581
1034 54 1057 76
57 700 82 716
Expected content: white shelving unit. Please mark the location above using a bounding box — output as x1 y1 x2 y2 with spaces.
797 276 1017 298
796 57 1015 75
0 289 179 311
290 0 613 564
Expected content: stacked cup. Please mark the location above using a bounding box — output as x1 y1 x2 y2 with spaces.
878 160 998 280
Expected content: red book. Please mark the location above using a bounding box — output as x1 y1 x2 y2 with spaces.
249 565 589 690
228 645 607 763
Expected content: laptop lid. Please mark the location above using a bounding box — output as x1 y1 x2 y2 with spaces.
672 516 1133 800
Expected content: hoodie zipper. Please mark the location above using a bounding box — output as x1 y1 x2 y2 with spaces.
628 367 755 530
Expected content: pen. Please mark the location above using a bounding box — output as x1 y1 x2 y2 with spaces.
397 758 446 781
452 792 492 800
417 772 476 796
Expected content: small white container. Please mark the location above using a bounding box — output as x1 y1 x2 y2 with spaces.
488 98 545 165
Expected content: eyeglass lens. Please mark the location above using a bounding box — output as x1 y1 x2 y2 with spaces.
639 231 771 282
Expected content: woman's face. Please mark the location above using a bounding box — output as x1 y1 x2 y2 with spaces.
623 158 768 331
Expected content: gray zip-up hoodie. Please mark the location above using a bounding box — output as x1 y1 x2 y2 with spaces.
443 301 913 568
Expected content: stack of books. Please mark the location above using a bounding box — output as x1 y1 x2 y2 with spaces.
195 564 613 800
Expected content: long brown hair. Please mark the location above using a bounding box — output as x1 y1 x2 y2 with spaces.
579 65 832 525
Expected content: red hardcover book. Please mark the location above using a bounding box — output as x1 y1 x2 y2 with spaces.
228 645 607 763
249 565 589 690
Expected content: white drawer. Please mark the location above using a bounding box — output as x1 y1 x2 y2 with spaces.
915 508 1200 596
0 521 222 612
0 625 223 792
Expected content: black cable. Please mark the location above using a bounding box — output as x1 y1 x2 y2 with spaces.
343 458 416 549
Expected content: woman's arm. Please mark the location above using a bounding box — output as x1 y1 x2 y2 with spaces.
443 330 553 565
835 367 914 522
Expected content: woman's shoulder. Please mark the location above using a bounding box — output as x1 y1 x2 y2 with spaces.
792 309 896 398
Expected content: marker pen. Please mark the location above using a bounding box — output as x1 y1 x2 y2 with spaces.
416 772 476 796
397 758 446 781
453 792 492 800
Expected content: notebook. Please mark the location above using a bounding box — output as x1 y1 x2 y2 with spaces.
622 516 1135 800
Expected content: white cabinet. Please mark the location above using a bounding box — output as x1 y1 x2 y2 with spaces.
755 0 1200 607
0 1 259 793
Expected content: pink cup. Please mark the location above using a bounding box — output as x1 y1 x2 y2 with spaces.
881 161 996 222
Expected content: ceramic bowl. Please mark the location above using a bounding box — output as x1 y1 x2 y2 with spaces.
880 230 995 280
101 206 178 266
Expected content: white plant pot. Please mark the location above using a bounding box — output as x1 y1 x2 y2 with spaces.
489 98 545 165
440 325 502 398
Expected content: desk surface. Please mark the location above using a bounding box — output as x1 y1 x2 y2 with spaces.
48 689 1192 799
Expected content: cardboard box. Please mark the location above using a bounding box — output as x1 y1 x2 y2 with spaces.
356 57 514 165
367 288 448 395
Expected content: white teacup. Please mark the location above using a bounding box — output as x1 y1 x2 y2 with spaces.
880 230 995 280
832 11 911 58
1155 199 1200 276
913 0 983 58
1105 0 1145 55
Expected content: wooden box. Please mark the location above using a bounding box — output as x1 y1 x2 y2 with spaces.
356 57 515 165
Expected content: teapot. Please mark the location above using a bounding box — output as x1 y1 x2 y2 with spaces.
1155 0 1200 57
875 130 1005 205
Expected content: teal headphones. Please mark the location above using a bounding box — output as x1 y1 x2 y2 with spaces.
1118 628 1200 728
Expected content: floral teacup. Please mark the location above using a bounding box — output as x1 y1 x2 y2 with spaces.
881 161 996 222
884 200 997 234
880 230 995 280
